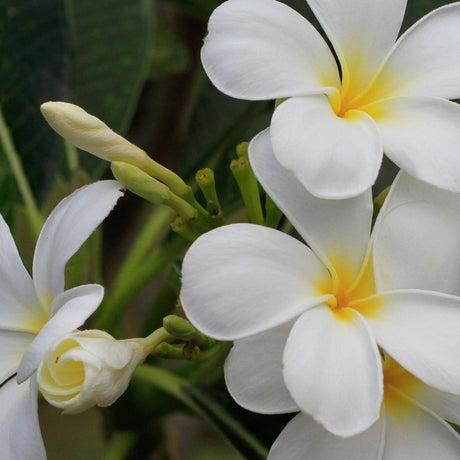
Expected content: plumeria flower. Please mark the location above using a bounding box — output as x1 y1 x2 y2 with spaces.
202 0 460 198
180 130 460 438
0 180 123 459
268 356 460 459
37 330 152 414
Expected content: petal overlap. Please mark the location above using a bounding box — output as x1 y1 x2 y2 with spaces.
283 306 383 437
249 129 372 286
225 320 298 415
271 96 382 199
181 223 331 340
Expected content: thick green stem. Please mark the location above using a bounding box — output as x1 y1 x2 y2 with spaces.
134 365 268 459
64 139 79 173
103 430 136 460
230 157 264 225
111 205 175 292
0 108 43 237
94 237 188 332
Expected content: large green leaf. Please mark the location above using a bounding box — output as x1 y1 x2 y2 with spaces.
0 0 153 209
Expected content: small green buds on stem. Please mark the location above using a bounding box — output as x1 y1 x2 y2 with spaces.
163 315 215 350
231 143 264 225
196 168 224 225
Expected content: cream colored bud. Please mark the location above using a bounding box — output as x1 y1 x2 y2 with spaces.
37 330 149 414
40 101 147 164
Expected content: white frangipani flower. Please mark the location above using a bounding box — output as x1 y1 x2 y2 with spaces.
202 0 460 198
180 130 460 437
37 330 151 414
268 357 460 460
0 181 123 460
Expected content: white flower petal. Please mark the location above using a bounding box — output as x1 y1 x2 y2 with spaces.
0 377 46 460
268 412 384 460
308 0 406 98
362 290 460 394
0 331 35 385
373 201 460 296
368 3 460 100
201 0 340 100
181 223 331 341
225 320 298 415
377 171 460 222
367 97 460 192
271 96 382 199
0 215 43 331
398 375 460 426
17 284 104 383
283 306 383 437
33 180 122 305
249 129 372 286
383 391 460 459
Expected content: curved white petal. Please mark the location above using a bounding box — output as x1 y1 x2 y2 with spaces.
308 0 406 98
17 284 104 383
0 377 46 460
398 374 460 426
383 390 460 459
249 129 372 286
0 331 35 385
180 224 331 341
283 306 383 437
367 3 460 101
367 97 460 192
0 215 43 331
225 320 298 415
362 290 460 394
268 412 385 460
271 96 382 199
33 180 122 306
377 171 460 224
201 0 340 100
373 201 460 295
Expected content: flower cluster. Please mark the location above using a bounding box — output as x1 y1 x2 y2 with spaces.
1 0 460 458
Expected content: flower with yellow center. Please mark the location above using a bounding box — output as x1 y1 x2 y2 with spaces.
202 0 460 198
268 356 460 459
180 131 460 437
37 330 152 414
0 181 123 460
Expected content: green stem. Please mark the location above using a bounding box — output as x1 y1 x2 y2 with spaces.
103 430 136 460
111 205 175 294
134 365 268 458
94 237 188 332
0 108 43 237
230 157 264 225
64 139 79 173
264 194 283 229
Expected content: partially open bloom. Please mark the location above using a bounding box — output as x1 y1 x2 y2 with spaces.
0 181 123 459
268 357 460 459
202 0 460 198
37 330 151 414
180 130 460 437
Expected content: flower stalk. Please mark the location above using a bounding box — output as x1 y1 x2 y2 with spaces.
230 147 264 225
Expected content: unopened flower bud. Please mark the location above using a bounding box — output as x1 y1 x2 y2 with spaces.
37 330 149 414
40 102 147 164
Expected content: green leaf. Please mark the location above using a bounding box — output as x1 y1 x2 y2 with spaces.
134 365 273 460
0 0 153 208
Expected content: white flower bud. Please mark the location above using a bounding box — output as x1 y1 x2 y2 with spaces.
40 101 147 164
37 330 149 414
